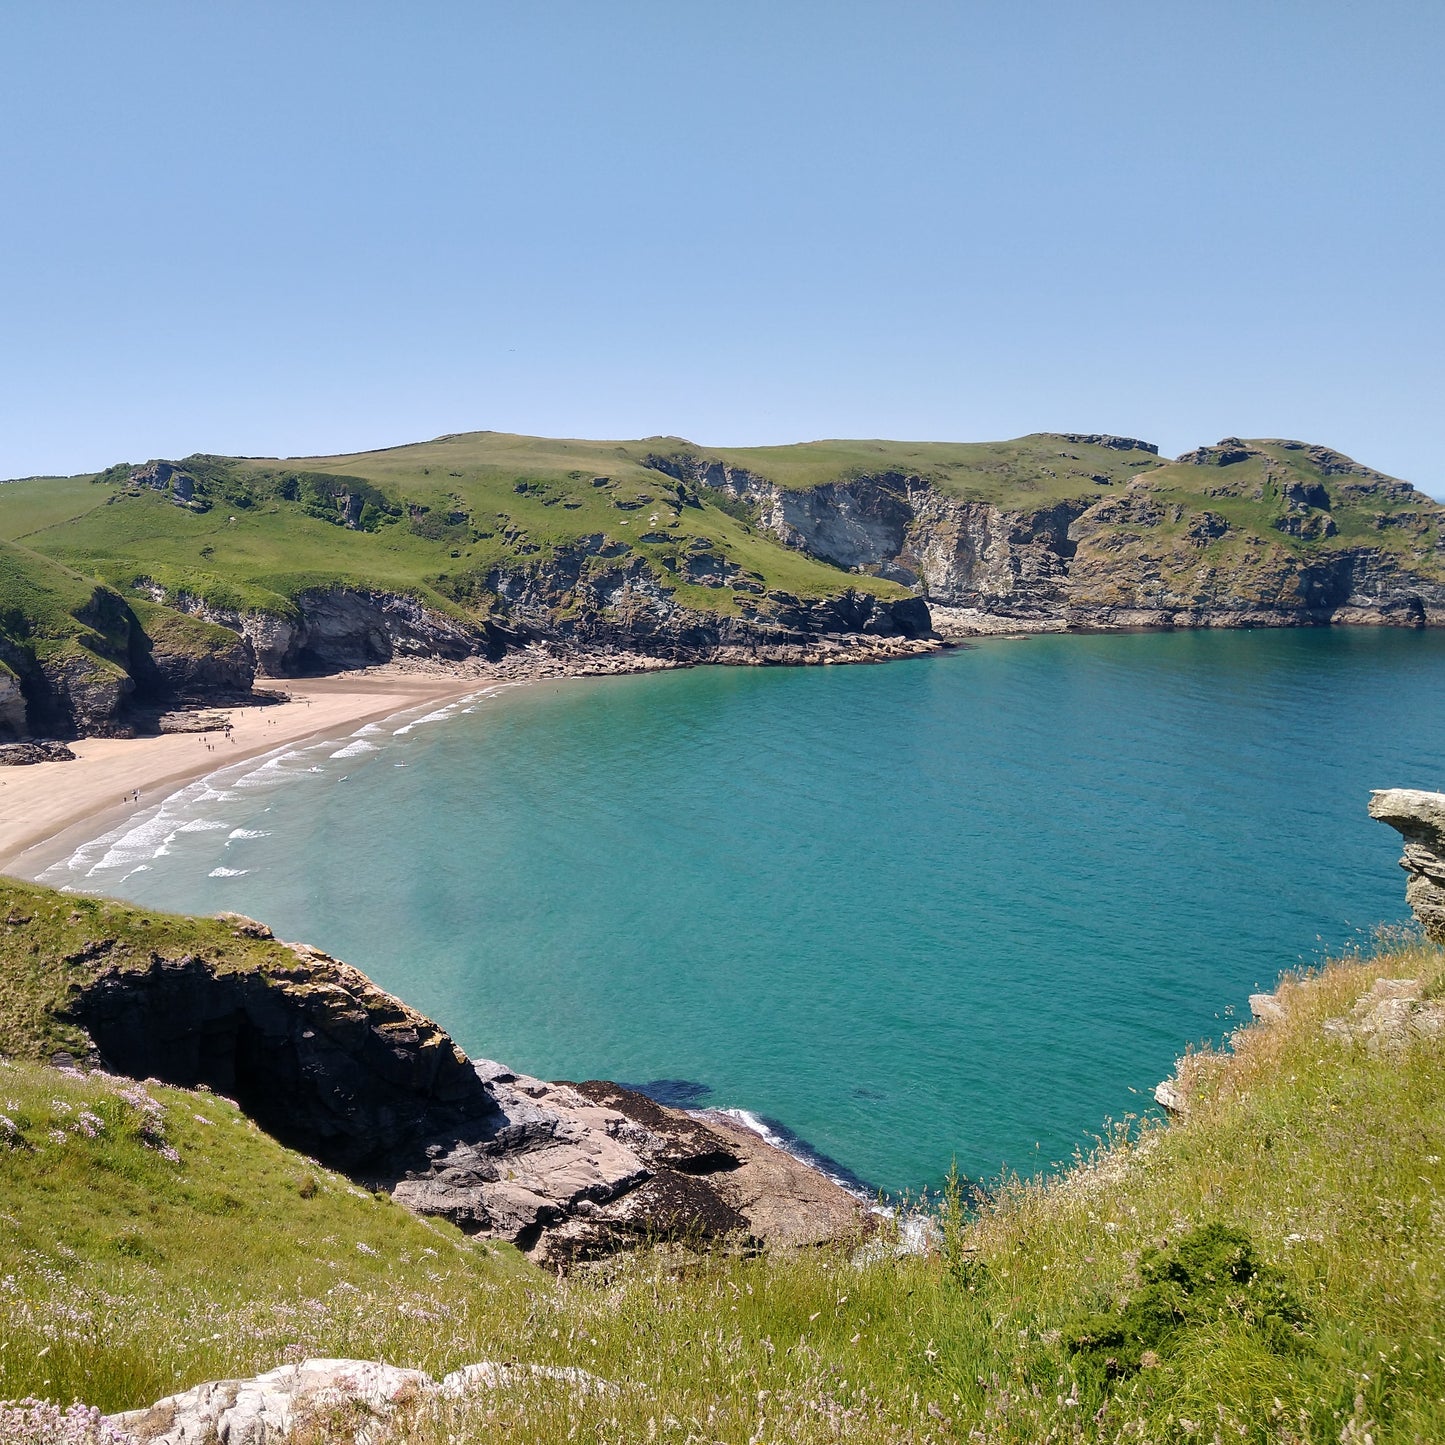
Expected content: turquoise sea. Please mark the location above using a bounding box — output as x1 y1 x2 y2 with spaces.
44 629 1445 1194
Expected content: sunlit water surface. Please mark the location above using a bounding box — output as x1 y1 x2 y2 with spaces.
46 629 1445 1192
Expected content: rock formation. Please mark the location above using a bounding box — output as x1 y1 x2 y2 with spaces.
154 585 505 675
62 926 864 1266
648 438 1445 634
108 1355 611 1445
1369 788 1445 942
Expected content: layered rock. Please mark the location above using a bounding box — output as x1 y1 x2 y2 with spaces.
1369 788 1445 942
63 927 864 1266
650 439 1445 634
482 543 931 663
148 585 503 676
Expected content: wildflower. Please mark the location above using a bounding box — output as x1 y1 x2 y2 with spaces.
74 1112 104 1139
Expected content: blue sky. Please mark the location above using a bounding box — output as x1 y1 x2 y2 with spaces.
2 2 1441 494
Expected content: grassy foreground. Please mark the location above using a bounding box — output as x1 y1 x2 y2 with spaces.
1 910 1442 1442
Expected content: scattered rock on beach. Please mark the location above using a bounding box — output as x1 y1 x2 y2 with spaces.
0 740 77 765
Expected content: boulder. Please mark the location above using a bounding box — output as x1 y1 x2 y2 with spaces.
107 1356 613 1445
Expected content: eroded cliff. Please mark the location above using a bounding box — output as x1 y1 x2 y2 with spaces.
1 882 863 1268
650 436 1445 632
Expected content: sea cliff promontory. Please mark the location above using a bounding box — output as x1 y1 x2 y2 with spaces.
0 880 862 1269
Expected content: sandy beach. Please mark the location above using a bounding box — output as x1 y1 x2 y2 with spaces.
0 666 487 880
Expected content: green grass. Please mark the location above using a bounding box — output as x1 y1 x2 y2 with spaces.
0 539 133 686
664 432 1166 500
3 433 1441 650
0 878 418 1065
3 872 1444 1440
0 475 106 542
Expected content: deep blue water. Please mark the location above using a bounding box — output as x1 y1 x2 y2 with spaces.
46 629 1445 1193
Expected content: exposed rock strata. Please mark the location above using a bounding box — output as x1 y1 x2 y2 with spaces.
65 935 864 1265
648 439 1445 633
1369 788 1445 942
149 585 505 676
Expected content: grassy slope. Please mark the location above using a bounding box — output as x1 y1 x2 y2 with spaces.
4 434 1441 637
2 873 1444 1440
0 539 133 691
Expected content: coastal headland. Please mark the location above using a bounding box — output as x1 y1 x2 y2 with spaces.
1 429 1441 745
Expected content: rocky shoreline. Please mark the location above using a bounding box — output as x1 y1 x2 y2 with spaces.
35 901 866 1270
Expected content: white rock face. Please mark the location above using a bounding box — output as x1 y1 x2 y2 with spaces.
108 1356 613 1444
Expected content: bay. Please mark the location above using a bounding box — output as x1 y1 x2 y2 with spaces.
47 628 1445 1193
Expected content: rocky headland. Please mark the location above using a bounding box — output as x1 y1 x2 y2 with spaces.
4 887 864 1270
1369 787 1445 944
3 430 1442 741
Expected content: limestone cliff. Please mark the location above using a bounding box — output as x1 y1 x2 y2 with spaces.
650 437 1445 632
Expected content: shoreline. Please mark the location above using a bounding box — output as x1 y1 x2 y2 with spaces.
0 638 949 883
0 648 675 882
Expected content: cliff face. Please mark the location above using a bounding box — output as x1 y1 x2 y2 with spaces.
0 550 258 740
1370 789 1445 943
18 895 862 1267
482 540 930 663
154 585 506 676
651 438 1445 632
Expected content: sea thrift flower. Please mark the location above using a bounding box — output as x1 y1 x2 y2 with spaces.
0 1399 136 1445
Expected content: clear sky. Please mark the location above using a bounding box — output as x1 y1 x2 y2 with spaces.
2 1 1441 494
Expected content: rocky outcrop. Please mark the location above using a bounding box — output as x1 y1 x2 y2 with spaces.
64 930 865 1266
108 1355 611 1445
1369 788 1445 942
131 626 256 703
0 668 25 740
649 439 1445 634
0 740 76 764
484 544 931 663
395 1066 864 1268
153 586 504 675
1322 976 1445 1054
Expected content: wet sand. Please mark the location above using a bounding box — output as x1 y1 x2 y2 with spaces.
0 667 482 880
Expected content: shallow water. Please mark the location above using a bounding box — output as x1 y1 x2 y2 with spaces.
45 629 1445 1193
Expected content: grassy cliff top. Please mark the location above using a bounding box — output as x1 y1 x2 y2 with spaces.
2 871 1444 1439
3 431 1440 628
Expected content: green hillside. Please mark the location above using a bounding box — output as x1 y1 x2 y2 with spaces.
2 875 1444 1439
0 432 1171 631
2 439 918 626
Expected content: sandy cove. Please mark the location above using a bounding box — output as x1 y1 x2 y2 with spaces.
0 666 502 880
0 635 951 881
